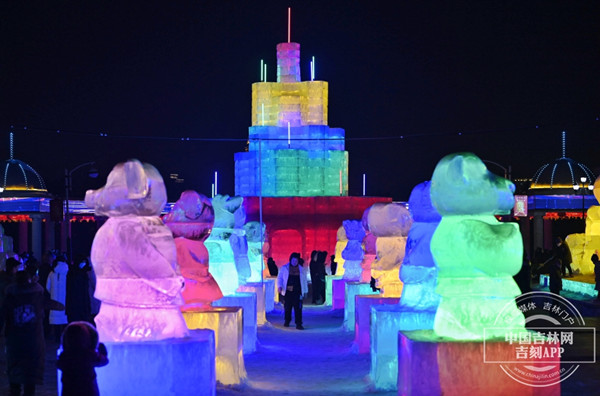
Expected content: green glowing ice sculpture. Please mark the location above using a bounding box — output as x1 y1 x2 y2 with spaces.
430 153 525 340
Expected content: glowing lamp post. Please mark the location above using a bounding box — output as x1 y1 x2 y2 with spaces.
65 162 98 262
573 176 594 224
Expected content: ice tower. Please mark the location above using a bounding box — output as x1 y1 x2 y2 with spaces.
236 22 390 268
235 42 348 197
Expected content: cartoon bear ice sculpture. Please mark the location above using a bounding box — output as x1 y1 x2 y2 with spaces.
367 202 412 295
341 220 366 281
398 181 441 330
430 152 525 340
163 190 223 311
85 160 188 342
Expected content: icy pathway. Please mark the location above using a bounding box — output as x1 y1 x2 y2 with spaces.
217 304 397 396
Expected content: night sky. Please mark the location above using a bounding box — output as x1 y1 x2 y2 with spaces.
2 1 599 202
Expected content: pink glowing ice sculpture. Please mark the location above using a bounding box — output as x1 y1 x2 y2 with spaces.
85 159 189 342
163 190 223 311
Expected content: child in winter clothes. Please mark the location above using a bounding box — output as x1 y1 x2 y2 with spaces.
57 321 108 396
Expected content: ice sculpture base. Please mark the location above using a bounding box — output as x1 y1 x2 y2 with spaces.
370 303 434 391
332 278 346 309
182 307 246 385
213 292 257 353
398 330 561 395
540 274 598 298
95 330 215 396
380 280 403 298
325 275 343 307
343 282 379 331
264 278 276 312
237 282 266 325
354 295 399 353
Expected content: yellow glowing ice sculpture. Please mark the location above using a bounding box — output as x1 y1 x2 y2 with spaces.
568 175 600 274
430 153 525 340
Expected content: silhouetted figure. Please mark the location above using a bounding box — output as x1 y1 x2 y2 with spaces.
0 258 21 334
538 255 562 295
58 321 109 396
309 251 319 304
66 256 92 323
370 276 380 292
592 251 600 301
310 251 327 305
555 237 573 277
513 251 532 294
267 257 278 277
4 270 45 396
330 255 338 276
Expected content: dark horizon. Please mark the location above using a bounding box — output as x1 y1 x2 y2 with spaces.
2 1 599 202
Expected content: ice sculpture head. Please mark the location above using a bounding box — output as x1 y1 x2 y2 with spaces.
61 321 100 352
594 175 600 202
408 181 441 223
243 221 265 243
211 195 244 229
85 159 167 217
163 190 214 241
366 203 412 237
430 152 515 216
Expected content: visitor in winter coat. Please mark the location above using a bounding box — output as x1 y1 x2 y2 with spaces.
66 257 92 323
277 252 308 329
46 255 69 340
4 270 46 396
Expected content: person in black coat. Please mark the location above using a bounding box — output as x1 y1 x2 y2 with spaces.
4 270 46 396
66 256 92 323
513 251 532 294
266 257 278 277
311 251 327 304
538 255 562 295
592 251 600 301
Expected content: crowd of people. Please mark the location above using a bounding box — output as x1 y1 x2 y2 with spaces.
1 250 104 396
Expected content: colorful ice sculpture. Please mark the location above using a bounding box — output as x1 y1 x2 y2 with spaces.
341 220 365 281
85 159 188 341
244 221 267 282
430 152 525 340
367 203 412 296
163 190 223 310
569 175 600 274
397 181 441 329
235 40 349 197
360 208 376 283
333 225 347 276
205 195 247 295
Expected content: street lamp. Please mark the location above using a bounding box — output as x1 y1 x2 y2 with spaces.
65 162 98 263
573 176 594 224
